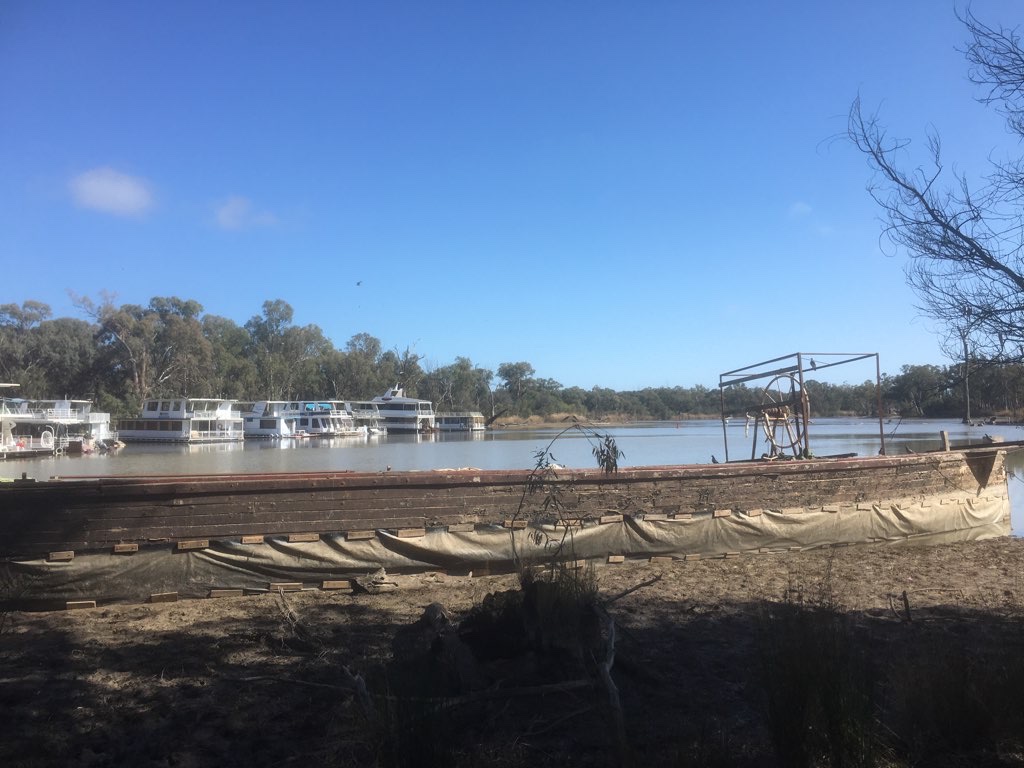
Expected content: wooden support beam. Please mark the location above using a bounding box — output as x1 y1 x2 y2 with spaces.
321 579 353 590
113 543 138 554
268 582 302 592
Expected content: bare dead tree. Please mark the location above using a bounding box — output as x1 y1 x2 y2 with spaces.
849 10 1024 365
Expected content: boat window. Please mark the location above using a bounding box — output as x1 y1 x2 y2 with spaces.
260 419 276 430
145 401 158 412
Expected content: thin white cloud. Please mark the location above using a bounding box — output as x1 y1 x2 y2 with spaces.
68 167 154 216
788 201 812 218
214 196 278 231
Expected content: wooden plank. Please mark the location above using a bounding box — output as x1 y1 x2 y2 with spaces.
321 579 352 590
176 539 208 551
346 530 376 541
240 535 264 544
48 550 74 562
649 555 673 563
113 543 138 553
712 509 732 518
268 582 303 592
607 554 625 564
149 592 178 603
684 554 701 561
503 519 527 529
446 523 475 533
395 528 426 538
287 532 320 543
66 600 96 610
599 514 623 524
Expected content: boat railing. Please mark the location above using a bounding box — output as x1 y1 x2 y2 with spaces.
189 428 243 439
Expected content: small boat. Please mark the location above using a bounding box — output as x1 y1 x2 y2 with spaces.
436 411 487 432
371 385 436 433
117 398 244 443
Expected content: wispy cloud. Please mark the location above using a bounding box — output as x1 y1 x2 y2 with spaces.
214 196 278 230
68 167 154 216
788 201 812 218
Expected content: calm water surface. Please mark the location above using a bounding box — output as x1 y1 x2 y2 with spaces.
6 418 1023 534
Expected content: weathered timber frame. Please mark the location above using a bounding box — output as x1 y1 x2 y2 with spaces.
718 352 885 463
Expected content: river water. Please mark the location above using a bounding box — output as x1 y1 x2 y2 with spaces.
5 418 1023 534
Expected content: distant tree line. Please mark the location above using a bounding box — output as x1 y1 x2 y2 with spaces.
1 297 1021 421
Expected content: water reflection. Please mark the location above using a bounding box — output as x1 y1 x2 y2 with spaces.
7 418 1022 533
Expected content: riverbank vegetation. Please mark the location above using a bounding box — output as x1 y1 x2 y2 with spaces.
2 296 1020 422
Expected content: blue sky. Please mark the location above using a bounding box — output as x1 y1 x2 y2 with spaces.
1 1 1021 391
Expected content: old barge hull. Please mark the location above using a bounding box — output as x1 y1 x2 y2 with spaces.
0 446 1013 604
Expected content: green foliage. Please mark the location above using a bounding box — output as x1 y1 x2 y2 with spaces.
8 294 1024 422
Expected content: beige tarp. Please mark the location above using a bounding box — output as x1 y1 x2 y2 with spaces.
2 493 1010 607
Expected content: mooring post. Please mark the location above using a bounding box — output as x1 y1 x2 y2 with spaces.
940 430 951 451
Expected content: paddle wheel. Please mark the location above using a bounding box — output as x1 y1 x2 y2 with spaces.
752 374 809 459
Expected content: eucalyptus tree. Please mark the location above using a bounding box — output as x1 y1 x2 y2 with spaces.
25 317 101 398
0 300 52 390
202 314 258 399
244 300 335 399
497 361 536 414
849 10 1024 364
420 357 493 412
336 333 384 398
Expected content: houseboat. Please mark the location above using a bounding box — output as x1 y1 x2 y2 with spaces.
237 401 299 438
117 398 244 443
371 385 436 433
436 411 487 432
1 386 115 458
294 401 365 438
336 400 387 436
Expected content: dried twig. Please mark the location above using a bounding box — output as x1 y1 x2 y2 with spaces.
604 574 663 605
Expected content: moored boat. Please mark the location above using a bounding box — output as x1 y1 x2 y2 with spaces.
117 398 244 443
371 385 436 433
436 411 487 432
335 400 387 436
1 385 115 458
237 401 299 438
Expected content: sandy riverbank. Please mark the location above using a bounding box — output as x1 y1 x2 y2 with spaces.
2 537 1023 766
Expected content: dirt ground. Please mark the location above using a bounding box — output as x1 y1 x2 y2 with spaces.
3 537 1024 767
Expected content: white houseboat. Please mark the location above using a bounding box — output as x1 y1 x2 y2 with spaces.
436 411 487 432
336 400 387 436
370 386 436 433
237 401 298 438
1 385 115 457
295 401 365 438
118 398 244 443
